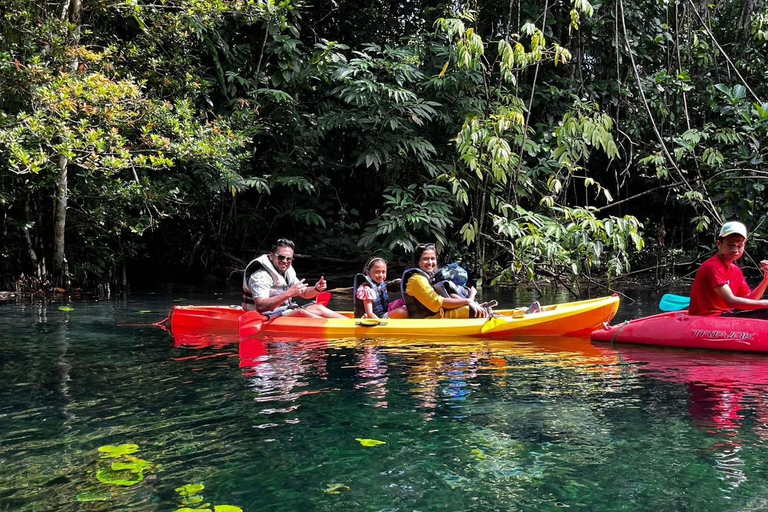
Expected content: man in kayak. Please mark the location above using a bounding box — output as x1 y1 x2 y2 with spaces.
242 238 345 318
689 221 768 317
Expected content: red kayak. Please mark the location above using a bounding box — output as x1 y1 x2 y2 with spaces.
591 311 768 353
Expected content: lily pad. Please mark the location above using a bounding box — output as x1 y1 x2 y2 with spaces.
138 310 152 314
355 438 386 447
76 490 112 502
98 444 139 458
214 506 244 512
111 457 152 473
324 483 351 494
178 495 205 506
96 467 145 486
58 306 74 312
176 483 205 496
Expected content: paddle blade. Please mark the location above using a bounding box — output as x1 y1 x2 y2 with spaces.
239 311 267 339
481 316 506 334
659 294 690 312
316 291 332 307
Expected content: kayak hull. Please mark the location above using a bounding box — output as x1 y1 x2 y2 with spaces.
235 295 620 339
591 311 768 353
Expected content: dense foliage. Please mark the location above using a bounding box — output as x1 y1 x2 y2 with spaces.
1 0 767 291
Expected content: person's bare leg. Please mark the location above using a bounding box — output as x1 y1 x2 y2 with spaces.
304 304 346 318
284 308 323 318
388 306 408 319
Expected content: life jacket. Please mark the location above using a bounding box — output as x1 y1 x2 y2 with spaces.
400 268 440 319
241 254 299 311
353 273 389 317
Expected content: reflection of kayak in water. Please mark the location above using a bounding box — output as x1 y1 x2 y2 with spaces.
591 310 768 353
610 344 768 444
235 334 620 377
163 296 620 339
172 331 239 350
609 344 768 391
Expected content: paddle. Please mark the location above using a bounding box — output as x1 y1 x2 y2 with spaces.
315 291 332 306
239 311 267 339
659 293 690 312
480 309 527 334
239 292 329 339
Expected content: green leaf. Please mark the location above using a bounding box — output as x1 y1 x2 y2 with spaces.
176 483 206 496
356 438 386 447
96 467 145 486
98 444 139 458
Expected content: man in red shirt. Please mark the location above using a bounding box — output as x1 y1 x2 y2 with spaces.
689 221 768 316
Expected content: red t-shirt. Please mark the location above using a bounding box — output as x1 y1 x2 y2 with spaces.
689 254 751 316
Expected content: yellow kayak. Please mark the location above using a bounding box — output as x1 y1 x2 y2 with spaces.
236 295 620 339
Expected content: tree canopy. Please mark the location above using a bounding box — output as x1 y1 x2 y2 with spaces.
2 0 767 291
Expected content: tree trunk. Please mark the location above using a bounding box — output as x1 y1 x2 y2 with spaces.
52 154 69 278
52 0 82 281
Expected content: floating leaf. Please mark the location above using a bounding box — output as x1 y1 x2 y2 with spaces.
179 495 205 505
173 509 211 512
58 306 74 312
76 490 112 502
175 483 205 496
138 310 152 314
96 467 145 486
98 444 139 458
111 457 151 473
214 506 244 512
324 483 351 494
355 438 386 447
471 448 486 459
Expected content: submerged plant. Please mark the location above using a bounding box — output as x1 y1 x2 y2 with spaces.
76 443 154 503
173 482 242 512
95 443 153 486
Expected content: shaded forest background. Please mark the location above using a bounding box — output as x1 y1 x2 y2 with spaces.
2 0 767 294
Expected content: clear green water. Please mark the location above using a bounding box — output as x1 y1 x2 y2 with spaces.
3 291 768 511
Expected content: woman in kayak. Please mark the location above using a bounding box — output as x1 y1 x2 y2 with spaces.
689 221 768 317
399 243 490 319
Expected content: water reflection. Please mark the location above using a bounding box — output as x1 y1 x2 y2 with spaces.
228 334 621 420
609 344 768 490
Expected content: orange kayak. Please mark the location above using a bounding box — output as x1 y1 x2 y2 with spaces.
163 295 619 339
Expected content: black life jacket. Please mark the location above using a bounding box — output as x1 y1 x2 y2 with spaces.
400 268 440 319
353 273 389 317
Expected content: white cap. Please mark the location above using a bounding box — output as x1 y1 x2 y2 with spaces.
718 221 748 239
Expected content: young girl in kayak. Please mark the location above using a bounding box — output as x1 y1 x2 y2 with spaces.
354 257 390 319
400 243 490 319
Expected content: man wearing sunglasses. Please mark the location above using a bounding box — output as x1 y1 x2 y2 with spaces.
242 238 345 318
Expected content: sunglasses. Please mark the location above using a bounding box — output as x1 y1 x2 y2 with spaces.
274 254 293 263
